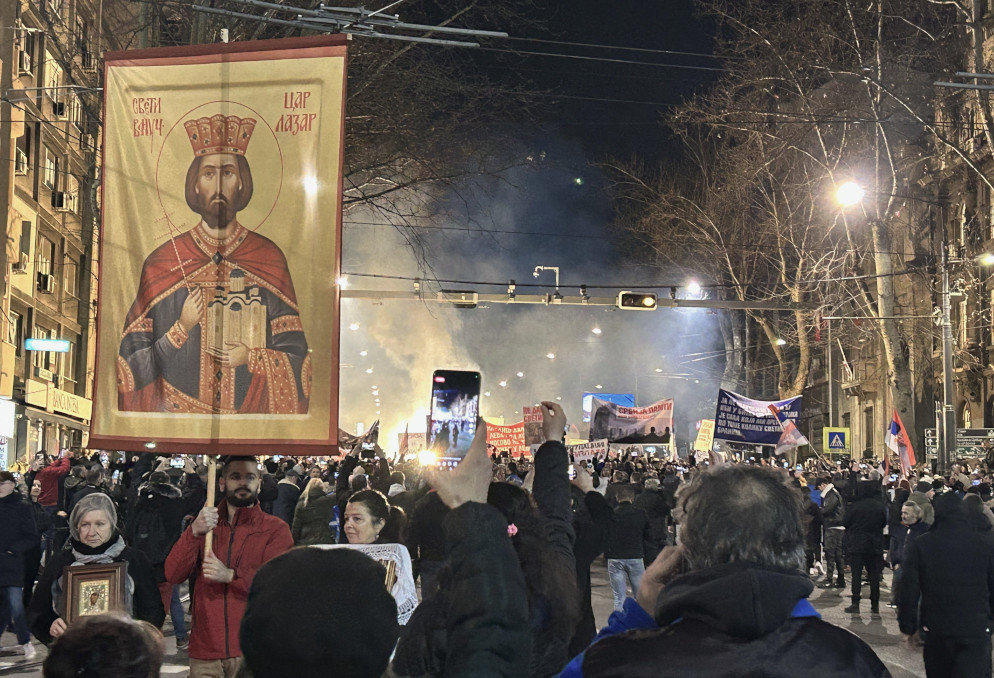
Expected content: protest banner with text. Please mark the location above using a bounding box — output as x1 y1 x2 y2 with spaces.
714 390 802 446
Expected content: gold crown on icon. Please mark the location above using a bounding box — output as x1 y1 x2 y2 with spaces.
183 114 257 157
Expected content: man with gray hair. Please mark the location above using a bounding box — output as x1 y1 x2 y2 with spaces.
558 464 888 677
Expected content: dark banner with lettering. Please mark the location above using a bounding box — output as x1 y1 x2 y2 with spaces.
713 389 802 446
91 37 347 455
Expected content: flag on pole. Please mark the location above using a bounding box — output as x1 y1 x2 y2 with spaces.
768 404 810 456
885 409 916 476
398 424 410 460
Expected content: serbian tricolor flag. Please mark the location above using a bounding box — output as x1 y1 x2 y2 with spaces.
885 409 916 476
768 404 810 455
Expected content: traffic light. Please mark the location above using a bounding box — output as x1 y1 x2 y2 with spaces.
617 291 657 310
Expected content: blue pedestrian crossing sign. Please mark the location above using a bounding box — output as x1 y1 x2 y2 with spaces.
823 427 850 454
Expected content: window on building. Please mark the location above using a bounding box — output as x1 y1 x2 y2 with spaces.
37 236 54 276
14 126 31 175
842 412 851 432
18 32 35 76
42 146 58 191
8 311 21 356
65 176 79 213
63 256 78 297
68 95 82 132
44 51 62 99
19 221 31 259
75 18 92 69
62 339 76 386
32 326 55 370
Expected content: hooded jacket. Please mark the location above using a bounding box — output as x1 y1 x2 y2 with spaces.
898 492 994 637
563 563 888 678
128 478 186 581
164 499 294 660
292 484 337 545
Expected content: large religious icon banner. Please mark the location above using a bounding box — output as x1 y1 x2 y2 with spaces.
91 36 347 455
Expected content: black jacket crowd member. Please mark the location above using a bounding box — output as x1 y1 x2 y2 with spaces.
898 491 994 678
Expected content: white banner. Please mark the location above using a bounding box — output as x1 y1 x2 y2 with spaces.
568 439 609 463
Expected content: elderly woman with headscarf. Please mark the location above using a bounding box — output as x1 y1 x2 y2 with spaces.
27 493 163 643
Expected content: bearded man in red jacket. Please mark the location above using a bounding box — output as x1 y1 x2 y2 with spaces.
165 456 293 678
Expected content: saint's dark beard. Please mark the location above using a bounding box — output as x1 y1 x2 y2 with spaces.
199 195 232 230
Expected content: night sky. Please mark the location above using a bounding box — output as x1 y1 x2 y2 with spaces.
340 0 723 446
509 0 715 161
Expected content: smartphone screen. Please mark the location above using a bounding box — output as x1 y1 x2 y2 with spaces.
170 457 185 468
568 464 576 479
428 370 481 467
112 470 120 480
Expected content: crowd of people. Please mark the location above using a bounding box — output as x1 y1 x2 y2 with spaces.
1 411 993 677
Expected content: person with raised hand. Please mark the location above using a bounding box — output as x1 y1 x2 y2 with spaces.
392 418 531 678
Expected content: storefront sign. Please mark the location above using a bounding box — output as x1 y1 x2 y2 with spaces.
24 380 92 421
52 389 92 420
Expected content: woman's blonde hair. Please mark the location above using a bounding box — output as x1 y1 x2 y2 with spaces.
302 477 325 507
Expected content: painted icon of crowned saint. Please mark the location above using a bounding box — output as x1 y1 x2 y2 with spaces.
116 113 311 414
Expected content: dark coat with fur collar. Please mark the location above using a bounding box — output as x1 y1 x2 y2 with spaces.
129 479 185 581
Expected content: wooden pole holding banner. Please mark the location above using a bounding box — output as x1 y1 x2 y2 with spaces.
204 456 217 555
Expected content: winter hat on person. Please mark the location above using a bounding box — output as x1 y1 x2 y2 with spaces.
240 547 398 678
915 481 932 493
284 467 300 478
148 471 171 485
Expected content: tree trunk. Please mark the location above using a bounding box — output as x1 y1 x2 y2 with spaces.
720 310 745 391
871 219 918 438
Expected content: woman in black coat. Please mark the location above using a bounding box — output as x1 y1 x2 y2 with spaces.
27 492 163 644
0 472 39 654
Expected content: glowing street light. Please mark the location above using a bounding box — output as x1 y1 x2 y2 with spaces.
591 327 602 335
365 368 374 374
499 380 508 388
981 253 994 266
359 350 368 357
349 323 360 331
687 280 702 296
516 372 524 378
776 338 787 346
546 353 556 360
836 181 865 207
336 275 349 288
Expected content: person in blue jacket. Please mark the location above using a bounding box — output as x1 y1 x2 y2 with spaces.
559 464 890 678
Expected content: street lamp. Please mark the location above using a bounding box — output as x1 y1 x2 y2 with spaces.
836 181 865 207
